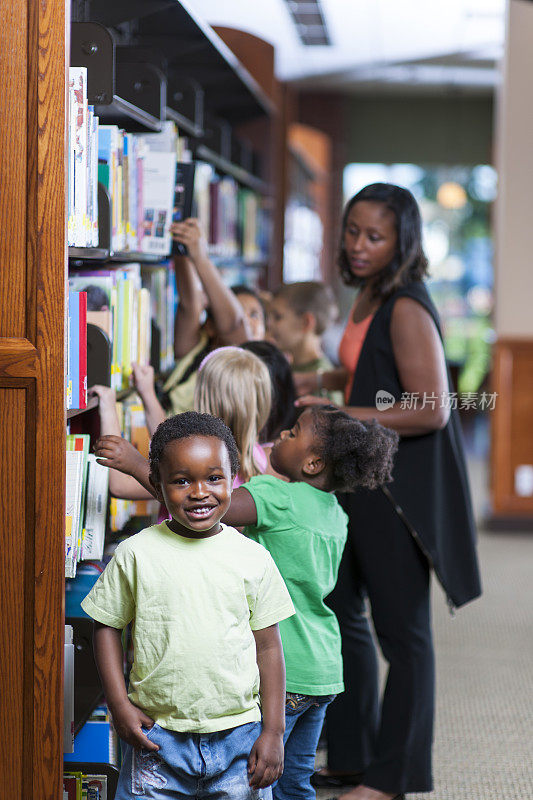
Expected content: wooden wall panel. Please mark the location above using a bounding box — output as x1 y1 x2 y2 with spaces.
0 0 27 337
0 387 28 798
491 338 533 518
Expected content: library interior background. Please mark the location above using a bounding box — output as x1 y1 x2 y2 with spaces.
1 0 533 797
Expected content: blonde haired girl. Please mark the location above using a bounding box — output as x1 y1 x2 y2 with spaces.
194 347 272 484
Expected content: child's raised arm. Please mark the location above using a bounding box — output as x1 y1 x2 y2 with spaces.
93 622 159 752
222 487 258 528
131 363 166 436
94 435 156 499
248 624 285 789
89 385 153 500
172 218 249 348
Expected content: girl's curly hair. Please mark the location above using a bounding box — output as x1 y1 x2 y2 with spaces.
311 406 399 492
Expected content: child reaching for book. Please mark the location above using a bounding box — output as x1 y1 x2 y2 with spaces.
267 282 343 406
81 411 295 800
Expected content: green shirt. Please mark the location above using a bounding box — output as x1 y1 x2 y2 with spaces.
81 522 294 732
243 475 348 695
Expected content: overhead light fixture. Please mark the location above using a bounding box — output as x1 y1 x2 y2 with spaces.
283 0 331 46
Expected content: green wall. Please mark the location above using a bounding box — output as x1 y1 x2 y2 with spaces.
347 94 494 165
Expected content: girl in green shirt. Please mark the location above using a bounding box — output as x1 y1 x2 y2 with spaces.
224 406 398 800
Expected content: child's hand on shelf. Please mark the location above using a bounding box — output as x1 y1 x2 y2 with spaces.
131 362 155 399
94 435 147 478
109 699 159 752
170 218 208 264
247 729 284 789
88 384 117 413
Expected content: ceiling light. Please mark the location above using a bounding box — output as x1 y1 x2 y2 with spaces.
283 0 331 46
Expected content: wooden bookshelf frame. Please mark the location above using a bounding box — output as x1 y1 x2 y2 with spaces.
0 0 67 797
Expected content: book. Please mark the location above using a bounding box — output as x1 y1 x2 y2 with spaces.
68 67 89 247
140 149 177 256
63 719 119 766
65 450 84 578
171 161 196 256
68 292 80 409
87 776 107 800
80 455 109 561
78 291 87 409
64 624 75 753
66 434 91 572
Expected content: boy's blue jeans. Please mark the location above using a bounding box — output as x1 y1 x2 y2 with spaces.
114 720 271 799
273 694 335 800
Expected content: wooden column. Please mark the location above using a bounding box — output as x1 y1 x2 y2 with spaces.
0 0 67 796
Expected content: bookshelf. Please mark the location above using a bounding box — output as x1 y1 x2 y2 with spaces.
0 1 281 797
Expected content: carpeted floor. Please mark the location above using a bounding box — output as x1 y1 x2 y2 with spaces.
316 458 533 799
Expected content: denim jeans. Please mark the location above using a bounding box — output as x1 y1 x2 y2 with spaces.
115 720 272 799
273 695 335 800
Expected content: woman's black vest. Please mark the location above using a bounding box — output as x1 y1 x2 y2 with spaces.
347 280 482 609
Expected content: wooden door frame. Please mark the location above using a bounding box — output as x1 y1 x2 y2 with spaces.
0 0 67 797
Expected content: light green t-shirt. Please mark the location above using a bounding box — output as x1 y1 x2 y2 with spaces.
242 475 348 695
81 522 294 733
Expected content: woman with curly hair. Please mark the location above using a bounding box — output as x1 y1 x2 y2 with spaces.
295 184 482 800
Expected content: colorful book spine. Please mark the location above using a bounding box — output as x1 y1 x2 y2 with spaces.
66 433 91 570
78 291 87 409
68 292 80 409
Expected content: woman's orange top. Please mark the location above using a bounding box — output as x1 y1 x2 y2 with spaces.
338 310 375 403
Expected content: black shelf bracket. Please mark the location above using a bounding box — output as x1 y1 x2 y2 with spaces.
71 21 115 104
166 76 205 138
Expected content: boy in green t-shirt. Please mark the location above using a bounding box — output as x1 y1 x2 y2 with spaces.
224 406 398 800
82 412 294 800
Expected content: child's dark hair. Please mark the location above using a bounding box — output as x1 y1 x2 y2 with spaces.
240 340 297 441
149 411 240 483
310 406 398 492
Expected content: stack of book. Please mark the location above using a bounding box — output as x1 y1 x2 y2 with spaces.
193 164 268 263
65 434 109 578
141 261 178 373
69 263 154 391
63 770 109 800
68 67 99 248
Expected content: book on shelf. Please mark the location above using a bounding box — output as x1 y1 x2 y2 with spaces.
171 161 196 256
68 67 99 248
80 455 109 562
69 265 152 391
139 151 177 256
64 769 108 800
67 291 88 410
141 262 178 372
64 716 118 766
65 448 84 579
64 624 75 754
